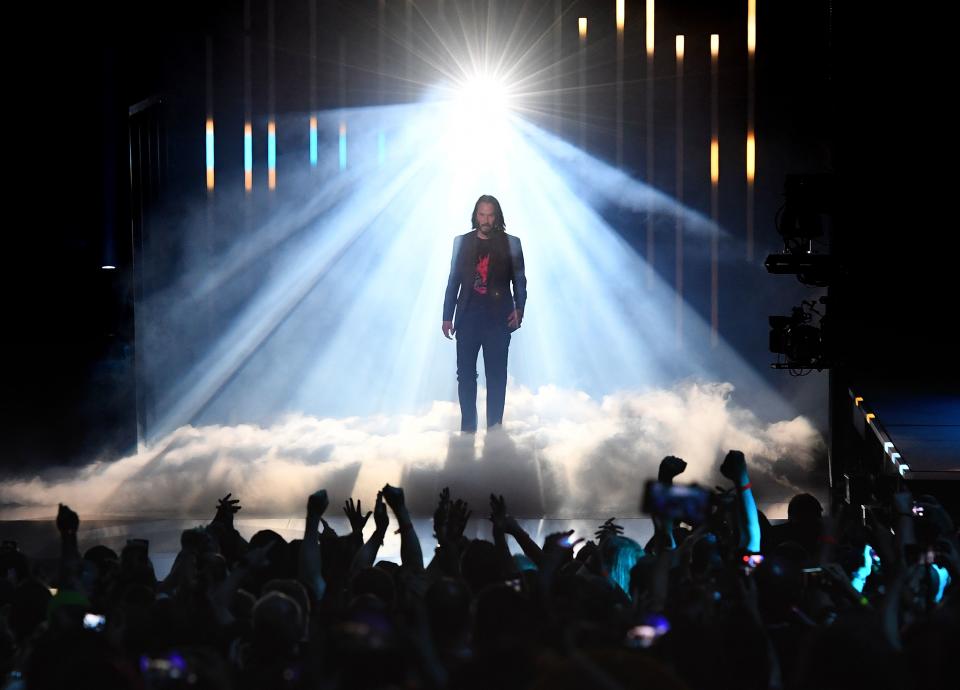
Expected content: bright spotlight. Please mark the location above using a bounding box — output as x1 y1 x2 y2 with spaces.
440 74 516 160
453 75 513 120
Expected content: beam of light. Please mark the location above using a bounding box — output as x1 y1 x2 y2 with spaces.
748 0 757 56
646 0 655 57
268 120 277 190
144 98 801 444
310 116 318 167
711 138 719 184
244 122 253 192
675 34 684 61
617 0 625 32
205 118 215 191
338 122 347 170
579 17 587 39
746 131 756 182
102 265 116 270
711 33 719 58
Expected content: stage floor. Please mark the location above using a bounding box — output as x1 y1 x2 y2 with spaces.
853 381 960 479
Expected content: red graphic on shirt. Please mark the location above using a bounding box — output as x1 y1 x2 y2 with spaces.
473 254 490 295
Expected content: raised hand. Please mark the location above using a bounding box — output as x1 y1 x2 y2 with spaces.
720 450 749 486
544 530 584 553
213 494 242 529
658 455 688 484
373 491 389 533
344 498 372 535
307 489 329 518
447 498 472 541
489 493 519 535
434 488 451 541
381 484 406 514
56 504 79 534
320 518 337 538
594 517 624 542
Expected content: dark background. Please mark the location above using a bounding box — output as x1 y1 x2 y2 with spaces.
2 1 954 473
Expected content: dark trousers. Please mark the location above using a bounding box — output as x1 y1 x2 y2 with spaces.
456 310 511 432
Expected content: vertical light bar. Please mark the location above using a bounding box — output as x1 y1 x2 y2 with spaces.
616 1 625 167
339 122 347 170
205 37 214 193
747 0 757 260
205 119 215 191
645 0 655 287
710 34 720 347
244 123 253 191
243 0 253 194
310 0 318 168
646 0 655 57
710 140 719 184
268 120 277 190
579 18 587 150
405 0 413 100
267 0 276 191
675 34 684 347
554 0 562 134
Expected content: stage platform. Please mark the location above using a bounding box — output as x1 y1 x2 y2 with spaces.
849 380 960 480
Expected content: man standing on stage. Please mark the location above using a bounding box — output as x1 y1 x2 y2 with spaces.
442 195 527 433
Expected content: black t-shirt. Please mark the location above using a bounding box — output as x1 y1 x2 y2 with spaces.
469 238 493 312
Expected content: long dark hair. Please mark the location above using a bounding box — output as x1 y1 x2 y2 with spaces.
471 194 506 232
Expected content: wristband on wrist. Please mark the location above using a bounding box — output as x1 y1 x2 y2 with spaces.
737 482 752 492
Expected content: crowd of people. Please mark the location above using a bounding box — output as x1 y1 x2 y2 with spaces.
1 450 957 689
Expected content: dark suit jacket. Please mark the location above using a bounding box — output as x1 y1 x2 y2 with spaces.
442 229 527 330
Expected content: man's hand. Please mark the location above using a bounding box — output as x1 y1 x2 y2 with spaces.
595 517 624 542
381 484 407 514
658 456 687 484
720 450 750 487
373 492 389 533
489 494 520 536
214 493 242 525
442 320 455 339
56 504 79 534
507 309 523 331
543 530 584 554
344 498 372 535
307 490 329 519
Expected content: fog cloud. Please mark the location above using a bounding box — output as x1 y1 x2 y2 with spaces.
0 380 825 521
